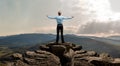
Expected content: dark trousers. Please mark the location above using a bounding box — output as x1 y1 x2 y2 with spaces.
56 24 65 43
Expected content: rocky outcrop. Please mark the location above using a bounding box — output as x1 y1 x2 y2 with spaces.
1 42 120 66
2 50 61 66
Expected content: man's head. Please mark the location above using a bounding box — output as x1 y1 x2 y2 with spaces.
58 11 61 16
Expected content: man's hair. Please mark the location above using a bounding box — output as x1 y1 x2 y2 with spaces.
58 11 61 16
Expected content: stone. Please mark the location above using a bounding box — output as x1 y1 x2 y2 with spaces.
75 50 87 54
64 49 75 60
72 57 94 66
99 53 114 62
50 45 66 56
72 45 82 51
12 53 23 60
13 60 28 66
35 50 51 55
74 51 97 58
24 58 37 65
1 42 120 66
113 58 120 63
39 45 49 51
86 51 97 56
99 53 110 58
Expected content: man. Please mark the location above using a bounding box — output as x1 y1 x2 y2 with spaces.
47 11 74 43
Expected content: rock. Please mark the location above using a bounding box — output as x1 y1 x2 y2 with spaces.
50 45 66 56
62 42 76 49
35 50 51 55
5 60 28 66
26 51 46 59
12 53 23 60
99 53 114 62
86 51 97 56
99 53 110 58
82 56 120 66
64 49 75 60
46 42 76 50
25 50 61 66
113 58 120 63
13 60 28 66
3 50 61 66
75 50 86 54
1 42 120 66
39 45 49 51
90 60 111 66
72 57 94 66
74 51 97 58
72 45 82 51
24 58 34 63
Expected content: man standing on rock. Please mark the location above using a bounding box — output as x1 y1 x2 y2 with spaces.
47 11 74 43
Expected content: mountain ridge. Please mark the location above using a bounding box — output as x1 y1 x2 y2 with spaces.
0 33 120 57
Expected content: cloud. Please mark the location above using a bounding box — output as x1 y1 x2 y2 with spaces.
77 21 120 34
61 0 120 24
60 0 113 22
60 0 120 36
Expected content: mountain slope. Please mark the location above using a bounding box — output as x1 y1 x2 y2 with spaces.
0 34 120 57
64 35 120 57
0 33 55 48
107 36 120 40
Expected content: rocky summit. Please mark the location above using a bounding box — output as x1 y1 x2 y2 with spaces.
0 42 120 66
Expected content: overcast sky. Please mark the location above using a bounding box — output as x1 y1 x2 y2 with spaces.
0 0 120 36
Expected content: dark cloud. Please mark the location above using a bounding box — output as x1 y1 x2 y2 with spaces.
77 21 120 34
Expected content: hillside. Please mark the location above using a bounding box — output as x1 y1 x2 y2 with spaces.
107 36 120 40
0 34 120 57
0 33 55 48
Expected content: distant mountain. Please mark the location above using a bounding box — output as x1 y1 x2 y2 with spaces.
89 37 120 46
0 33 120 57
107 36 120 40
63 35 120 57
0 33 55 48
0 36 5 39
30 34 120 57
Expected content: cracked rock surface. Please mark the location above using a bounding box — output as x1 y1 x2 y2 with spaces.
1 42 120 66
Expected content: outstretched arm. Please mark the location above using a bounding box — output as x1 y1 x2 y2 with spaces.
47 15 56 19
63 16 74 20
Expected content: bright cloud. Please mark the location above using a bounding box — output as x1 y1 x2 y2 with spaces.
61 0 120 35
61 0 120 22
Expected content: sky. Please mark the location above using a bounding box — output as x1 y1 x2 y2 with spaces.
0 0 120 36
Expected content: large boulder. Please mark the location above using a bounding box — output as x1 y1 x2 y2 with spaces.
12 53 23 60
39 42 82 66
25 50 61 66
3 50 61 66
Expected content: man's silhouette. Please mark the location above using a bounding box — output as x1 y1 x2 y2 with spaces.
47 11 74 43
